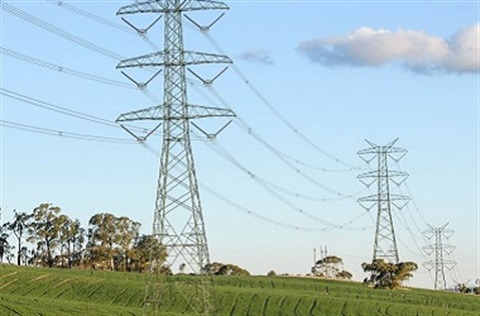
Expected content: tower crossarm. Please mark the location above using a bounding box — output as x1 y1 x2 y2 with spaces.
357 146 408 155
117 0 229 15
116 103 234 122
357 194 410 212
358 194 410 203
188 104 235 119
358 170 409 179
117 51 232 68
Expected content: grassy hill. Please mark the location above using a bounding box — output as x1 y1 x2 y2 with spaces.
1 264 479 315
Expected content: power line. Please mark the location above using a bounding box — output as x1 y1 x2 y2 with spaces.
46 0 134 34
1 119 136 144
393 211 429 259
183 80 362 200
198 29 360 169
1 47 134 89
141 142 368 232
46 0 163 53
1 88 158 136
5 3 366 229
201 138 370 230
36 1 364 188
1 87 119 127
204 133 364 204
193 82 363 173
1 2 124 60
45 1 361 178
394 161 429 226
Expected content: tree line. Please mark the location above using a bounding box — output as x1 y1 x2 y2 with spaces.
0 203 251 276
0 203 163 272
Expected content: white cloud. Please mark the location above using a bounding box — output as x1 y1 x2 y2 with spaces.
297 24 479 74
237 49 275 65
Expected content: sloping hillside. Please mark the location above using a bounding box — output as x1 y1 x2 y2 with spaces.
1 264 479 315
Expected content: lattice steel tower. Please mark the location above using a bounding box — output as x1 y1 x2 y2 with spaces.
115 1 234 314
422 223 456 290
357 139 410 263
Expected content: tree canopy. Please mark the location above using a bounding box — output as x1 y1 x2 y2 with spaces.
1 204 165 274
312 255 352 280
207 262 250 276
362 259 418 289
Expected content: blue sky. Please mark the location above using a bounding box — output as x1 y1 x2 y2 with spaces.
1 0 478 289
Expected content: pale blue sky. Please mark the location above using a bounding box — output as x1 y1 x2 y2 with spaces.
1 0 478 289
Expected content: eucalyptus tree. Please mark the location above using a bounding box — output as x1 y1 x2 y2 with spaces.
115 216 141 271
4 210 32 265
0 224 11 263
312 255 352 279
27 203 65 268
130 234 166 273
362 259 418 289
88 213 117 270
88 213 141 271
59 217 84 268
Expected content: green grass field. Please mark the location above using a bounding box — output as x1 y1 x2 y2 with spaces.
1 264 479 315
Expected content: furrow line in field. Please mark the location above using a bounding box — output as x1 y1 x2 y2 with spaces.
245 293 257 316
31 274 50 282
228 294 239 316
278 296 287 315
0 278 19 290
0 271 18 279
0 303 21 315
293 297 303 316
53 277 74 289
53 287 70 300
385 304 393 316
110 287 129 305
86 286 102 300
341 301 348 316
124 292 136 307
308 298 317 316
261 295 271 316
22 286 37 296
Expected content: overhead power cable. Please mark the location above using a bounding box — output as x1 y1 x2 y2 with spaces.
187 135 371 230
205 137 362 203
41 2 361 184
1 120 135 144
393 211 429 258
6 3 365 229
201 31 360 169
187 84 362 199
1 2 125 60
1 47 162 111
190 81 362 173
0 88 159 136
1 47 134 89
44 1 360 172
393 161 431 244
46 0 162 53
46 0 134 34
141 142 368 232
1 88 119 127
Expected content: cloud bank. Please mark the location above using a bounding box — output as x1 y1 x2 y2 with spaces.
297 24 479 74
237 49 275 65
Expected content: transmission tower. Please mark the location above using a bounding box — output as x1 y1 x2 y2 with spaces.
357 139 410 264
114 1 234 315
422 223 456 290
